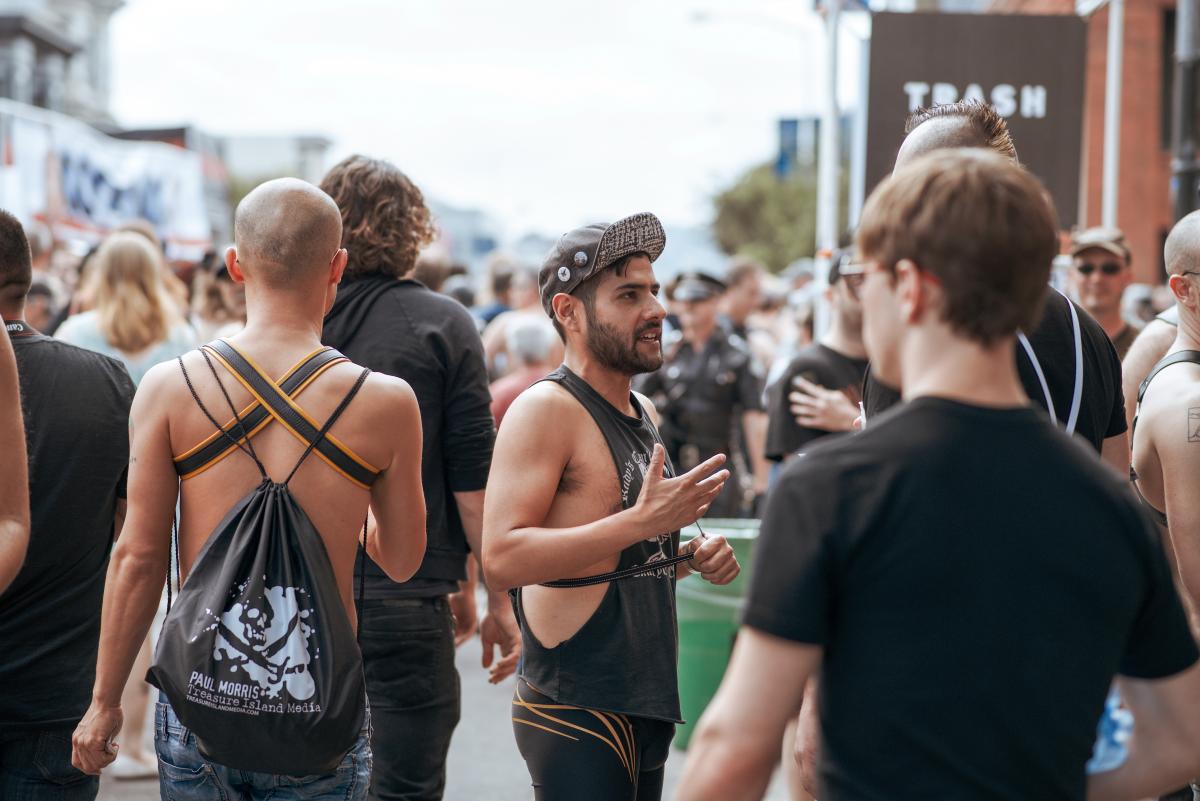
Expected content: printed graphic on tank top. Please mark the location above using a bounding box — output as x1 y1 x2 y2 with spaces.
514 365 683 723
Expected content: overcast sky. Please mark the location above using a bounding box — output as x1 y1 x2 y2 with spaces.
109 0 867 241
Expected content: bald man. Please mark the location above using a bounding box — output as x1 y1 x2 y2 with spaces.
1131 213 1200 618
859 102 1129 474
70 178 427 800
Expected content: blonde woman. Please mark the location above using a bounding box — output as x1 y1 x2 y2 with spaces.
56 231 196 385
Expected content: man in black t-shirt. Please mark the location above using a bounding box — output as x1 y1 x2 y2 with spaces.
858 102 1128 474
0 211 134 801
319 156 516 801
764 253 868 464
675 152 1200 801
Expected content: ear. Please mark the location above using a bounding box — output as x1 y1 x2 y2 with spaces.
1169 273 1195 306
329 247 348 286
893 259 925 324
225 247 246 284
551 293 581 335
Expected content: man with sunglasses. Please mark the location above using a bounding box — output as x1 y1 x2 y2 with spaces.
764 252 867 466
1069 227 1141 360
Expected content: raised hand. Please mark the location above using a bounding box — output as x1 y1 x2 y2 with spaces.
634 444 729 537
789 375 860 432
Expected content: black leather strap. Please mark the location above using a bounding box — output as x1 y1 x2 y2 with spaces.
205 340 380 488
174 347 345 477
1137 350 1200 405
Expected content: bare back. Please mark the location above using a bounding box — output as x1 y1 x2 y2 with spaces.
165 335 412 624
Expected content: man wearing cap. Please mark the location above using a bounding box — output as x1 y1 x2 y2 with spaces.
636 271 768 518
482 213 738 801
1069 227 1142 361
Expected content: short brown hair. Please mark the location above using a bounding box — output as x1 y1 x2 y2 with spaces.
550 251 644 342
857 150 1057 346
319 155 436 280
906 102 1019 163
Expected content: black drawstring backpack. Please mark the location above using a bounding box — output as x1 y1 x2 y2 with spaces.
147 340 378 776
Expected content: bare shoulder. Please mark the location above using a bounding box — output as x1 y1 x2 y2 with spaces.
1144 369 1200 452
497 380 585 449
136 357 190 414
358 369 417 408
633 390 660 426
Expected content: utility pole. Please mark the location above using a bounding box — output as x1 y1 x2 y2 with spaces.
1101 0 1124 227
1173 0 1200 221
814 0 841 338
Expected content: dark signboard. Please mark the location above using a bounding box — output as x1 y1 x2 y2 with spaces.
866 12 1086 228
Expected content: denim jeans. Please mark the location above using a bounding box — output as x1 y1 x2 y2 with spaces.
357 596 461 801
0 727 98 801
154 697 372 801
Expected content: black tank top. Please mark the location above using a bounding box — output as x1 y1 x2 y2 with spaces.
515 365 682 723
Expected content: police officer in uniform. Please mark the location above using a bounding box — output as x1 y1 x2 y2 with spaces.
636 271 768 518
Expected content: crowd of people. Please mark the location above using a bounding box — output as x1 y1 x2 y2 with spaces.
0 97 1197 801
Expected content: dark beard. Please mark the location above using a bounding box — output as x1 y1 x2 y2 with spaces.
586 317 662 376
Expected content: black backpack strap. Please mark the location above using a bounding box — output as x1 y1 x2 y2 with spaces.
177 353 269 482
174 347 346 479
205 340 381 489
283 368 371 486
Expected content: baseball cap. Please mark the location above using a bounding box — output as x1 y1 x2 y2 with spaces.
669 271 727 302
1070 227 1131 261
538 212 667 317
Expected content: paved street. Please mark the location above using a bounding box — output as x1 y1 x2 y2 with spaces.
98 632 789 801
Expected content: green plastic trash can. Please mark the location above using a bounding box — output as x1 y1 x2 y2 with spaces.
674 518 760 750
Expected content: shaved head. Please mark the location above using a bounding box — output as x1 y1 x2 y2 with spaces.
233 178 343 286
1165 209 1200 275
895 103 1019 172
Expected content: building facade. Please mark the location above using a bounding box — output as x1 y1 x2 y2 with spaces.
995 0 1175 282
0 0 122 125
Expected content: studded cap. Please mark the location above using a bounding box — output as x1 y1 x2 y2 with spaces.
538 212 667 318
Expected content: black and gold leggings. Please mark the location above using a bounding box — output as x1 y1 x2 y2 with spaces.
512 679 676 801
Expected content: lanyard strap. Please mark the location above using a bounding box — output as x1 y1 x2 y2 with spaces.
4 320 36 338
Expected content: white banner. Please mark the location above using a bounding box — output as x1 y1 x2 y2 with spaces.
0 99 211 261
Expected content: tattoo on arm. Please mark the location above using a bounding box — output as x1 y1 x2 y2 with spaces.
1189 407 1200 443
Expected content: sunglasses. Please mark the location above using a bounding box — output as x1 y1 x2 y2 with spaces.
1074 261 1124 276
836 258 867 286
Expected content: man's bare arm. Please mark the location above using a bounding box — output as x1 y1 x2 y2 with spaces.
1101 431 1130 476
1087 663 1200 801
455 487 522 683
674 628 821 801
742 409 770 494
73 364 178 774
482 387 728 591
1122 321 1177 429
368 376 426 582
1158 403 1200 621
0 330 28 594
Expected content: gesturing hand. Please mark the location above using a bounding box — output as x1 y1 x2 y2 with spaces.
789 376 859 432
634 444 729 538
684 534 740 585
